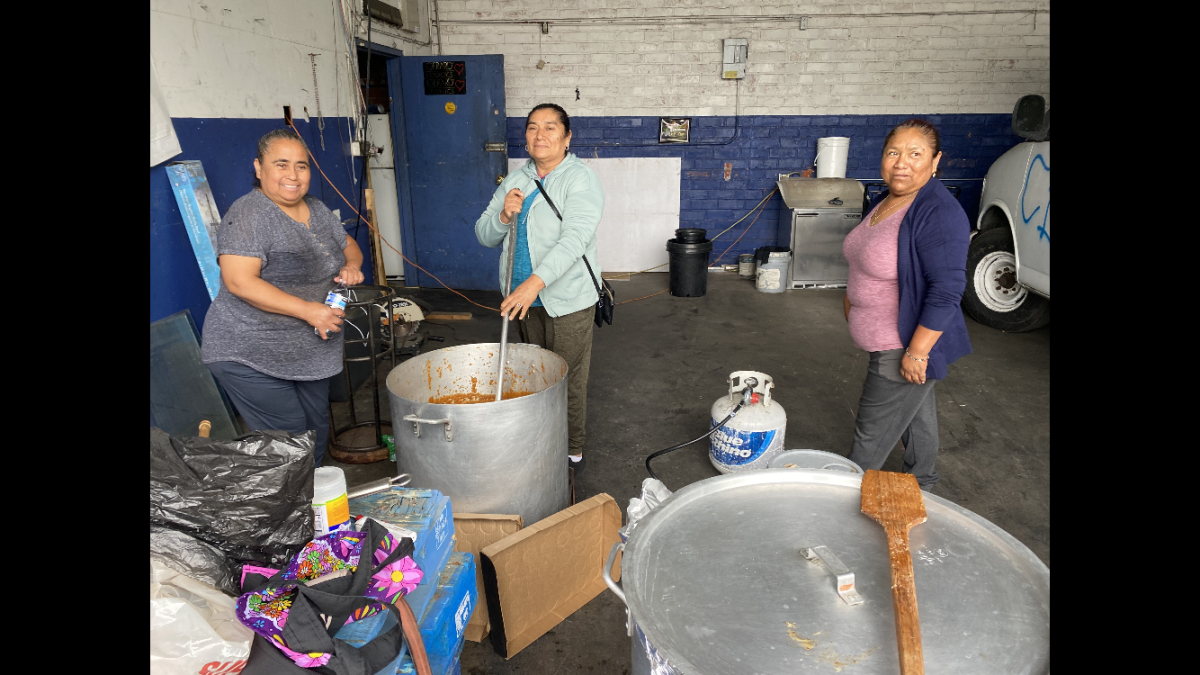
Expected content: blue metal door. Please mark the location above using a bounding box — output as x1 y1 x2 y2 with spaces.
399 55 507 290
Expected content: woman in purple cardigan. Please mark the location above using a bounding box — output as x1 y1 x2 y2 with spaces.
843 119 973 491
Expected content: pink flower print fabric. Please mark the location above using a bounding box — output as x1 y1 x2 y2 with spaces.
236 528 422 668
369 555 423 602
280 531 364 582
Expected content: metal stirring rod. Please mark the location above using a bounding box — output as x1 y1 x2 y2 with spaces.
495 216 518 402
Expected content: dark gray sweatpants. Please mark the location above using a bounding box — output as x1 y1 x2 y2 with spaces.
206 360 333 467
519 306 593 456
847 349 940 489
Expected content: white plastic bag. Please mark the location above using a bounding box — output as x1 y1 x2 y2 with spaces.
620 478 674 541
150 558 253 675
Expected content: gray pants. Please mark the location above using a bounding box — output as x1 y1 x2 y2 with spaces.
207 360 334 467
519 306 594 456
847 349 940 489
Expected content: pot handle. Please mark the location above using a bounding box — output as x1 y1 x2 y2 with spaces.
821 462 860 473
603 542 626 606
403 415 453 442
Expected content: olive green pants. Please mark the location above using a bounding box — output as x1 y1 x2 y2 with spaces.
519 306 594 456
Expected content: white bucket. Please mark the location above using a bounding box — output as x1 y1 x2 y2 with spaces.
313 466 351 536
815 137 850 178
755 252 790 294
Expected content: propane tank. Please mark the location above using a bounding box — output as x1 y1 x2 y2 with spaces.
709 371 787 474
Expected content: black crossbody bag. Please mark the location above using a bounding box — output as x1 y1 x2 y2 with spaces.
533 179 615 327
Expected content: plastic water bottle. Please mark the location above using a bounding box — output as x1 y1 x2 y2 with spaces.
315 283 348 337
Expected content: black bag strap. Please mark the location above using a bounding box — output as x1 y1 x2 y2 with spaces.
534 178 605 302
532 179 561 220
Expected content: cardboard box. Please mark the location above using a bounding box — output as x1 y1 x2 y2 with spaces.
453 513 524 642
480 494 623 659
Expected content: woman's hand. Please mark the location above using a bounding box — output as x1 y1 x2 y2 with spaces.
305 302 345 340
499 188 525 225
500 275 545 321
902 326 942 385
900 350 929 384
843 295 851 322
335 265 364 286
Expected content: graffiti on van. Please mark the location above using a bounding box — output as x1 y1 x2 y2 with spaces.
1021 154 1050 243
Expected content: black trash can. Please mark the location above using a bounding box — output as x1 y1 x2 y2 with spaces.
667 229 714 297
754 245 791 266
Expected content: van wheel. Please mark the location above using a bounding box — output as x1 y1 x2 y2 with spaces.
963 228 1050 332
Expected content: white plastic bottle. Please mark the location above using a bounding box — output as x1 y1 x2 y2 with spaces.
315 283 348 337
313 466 351 536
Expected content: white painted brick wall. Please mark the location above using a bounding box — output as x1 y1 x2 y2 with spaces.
433 0 1050 115
150 0 434 120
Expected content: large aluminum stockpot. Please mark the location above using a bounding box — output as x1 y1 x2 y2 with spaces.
605 470 1050 674
385 343 570 526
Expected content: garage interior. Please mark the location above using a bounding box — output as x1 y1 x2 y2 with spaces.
330 273 1050 673
150 2 1049 674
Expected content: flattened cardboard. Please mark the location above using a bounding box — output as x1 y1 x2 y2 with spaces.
481 494 622 659
453 513 524 642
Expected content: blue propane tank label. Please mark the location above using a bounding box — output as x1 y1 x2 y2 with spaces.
710 424 780 467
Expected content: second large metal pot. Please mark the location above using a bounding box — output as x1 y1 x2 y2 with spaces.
605 470 1050 674
385 343 570 527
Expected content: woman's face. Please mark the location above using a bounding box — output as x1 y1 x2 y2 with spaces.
880 128 942 197
254 139 311 208
525 109 571 164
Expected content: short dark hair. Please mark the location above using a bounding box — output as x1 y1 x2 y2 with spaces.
252 129 309 188
525 103 571 136
882 118 941 158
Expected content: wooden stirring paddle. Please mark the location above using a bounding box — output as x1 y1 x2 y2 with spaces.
860 470 928 675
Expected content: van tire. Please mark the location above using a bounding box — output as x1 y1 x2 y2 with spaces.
963 228 1050 332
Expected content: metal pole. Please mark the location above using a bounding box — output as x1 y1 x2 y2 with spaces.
495 217 518 401
369 302 382 446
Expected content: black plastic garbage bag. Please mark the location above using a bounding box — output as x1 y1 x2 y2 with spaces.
150 428 315 596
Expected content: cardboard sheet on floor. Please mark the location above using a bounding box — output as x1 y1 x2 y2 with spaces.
480 494 622 659
452 513 524 643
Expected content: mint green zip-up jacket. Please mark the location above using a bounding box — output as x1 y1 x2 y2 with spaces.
475 153 605 318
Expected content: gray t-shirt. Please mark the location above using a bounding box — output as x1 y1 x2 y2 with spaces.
200 189 348 381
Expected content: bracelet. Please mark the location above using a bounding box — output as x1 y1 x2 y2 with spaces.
904 349 928 362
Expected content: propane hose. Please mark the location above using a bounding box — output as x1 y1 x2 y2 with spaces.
645 384 755 484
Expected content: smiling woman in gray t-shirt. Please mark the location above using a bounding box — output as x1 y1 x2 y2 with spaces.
200 129 365 465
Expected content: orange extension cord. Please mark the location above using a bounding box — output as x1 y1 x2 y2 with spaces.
290 121 775 312
711 187 778 265
288 121 500 312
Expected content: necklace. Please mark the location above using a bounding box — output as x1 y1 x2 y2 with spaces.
869 192 915 226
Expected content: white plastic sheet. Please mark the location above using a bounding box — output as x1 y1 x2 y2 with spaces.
150 558 252 675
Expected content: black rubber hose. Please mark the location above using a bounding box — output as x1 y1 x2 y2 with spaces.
645 402 744 485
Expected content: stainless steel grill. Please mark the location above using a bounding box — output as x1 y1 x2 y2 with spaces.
775 177 865 288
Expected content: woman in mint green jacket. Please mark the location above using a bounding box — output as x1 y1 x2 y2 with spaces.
475 103 605 475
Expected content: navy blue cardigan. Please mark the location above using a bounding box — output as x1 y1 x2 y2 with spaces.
869 179 973 380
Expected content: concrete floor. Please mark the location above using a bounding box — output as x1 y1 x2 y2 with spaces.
327 271 1050 675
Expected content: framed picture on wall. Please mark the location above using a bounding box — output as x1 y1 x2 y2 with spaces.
659 117 691 144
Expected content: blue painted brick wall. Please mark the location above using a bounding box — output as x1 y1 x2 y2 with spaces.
509 114 1021 264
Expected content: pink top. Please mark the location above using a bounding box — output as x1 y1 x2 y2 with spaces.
843 201 912 352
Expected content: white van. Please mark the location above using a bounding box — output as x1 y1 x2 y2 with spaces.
964 95 1050 332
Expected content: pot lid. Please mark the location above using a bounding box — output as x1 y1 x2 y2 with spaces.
777 177 864 209
621 470 1049 674
768 449 863 474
